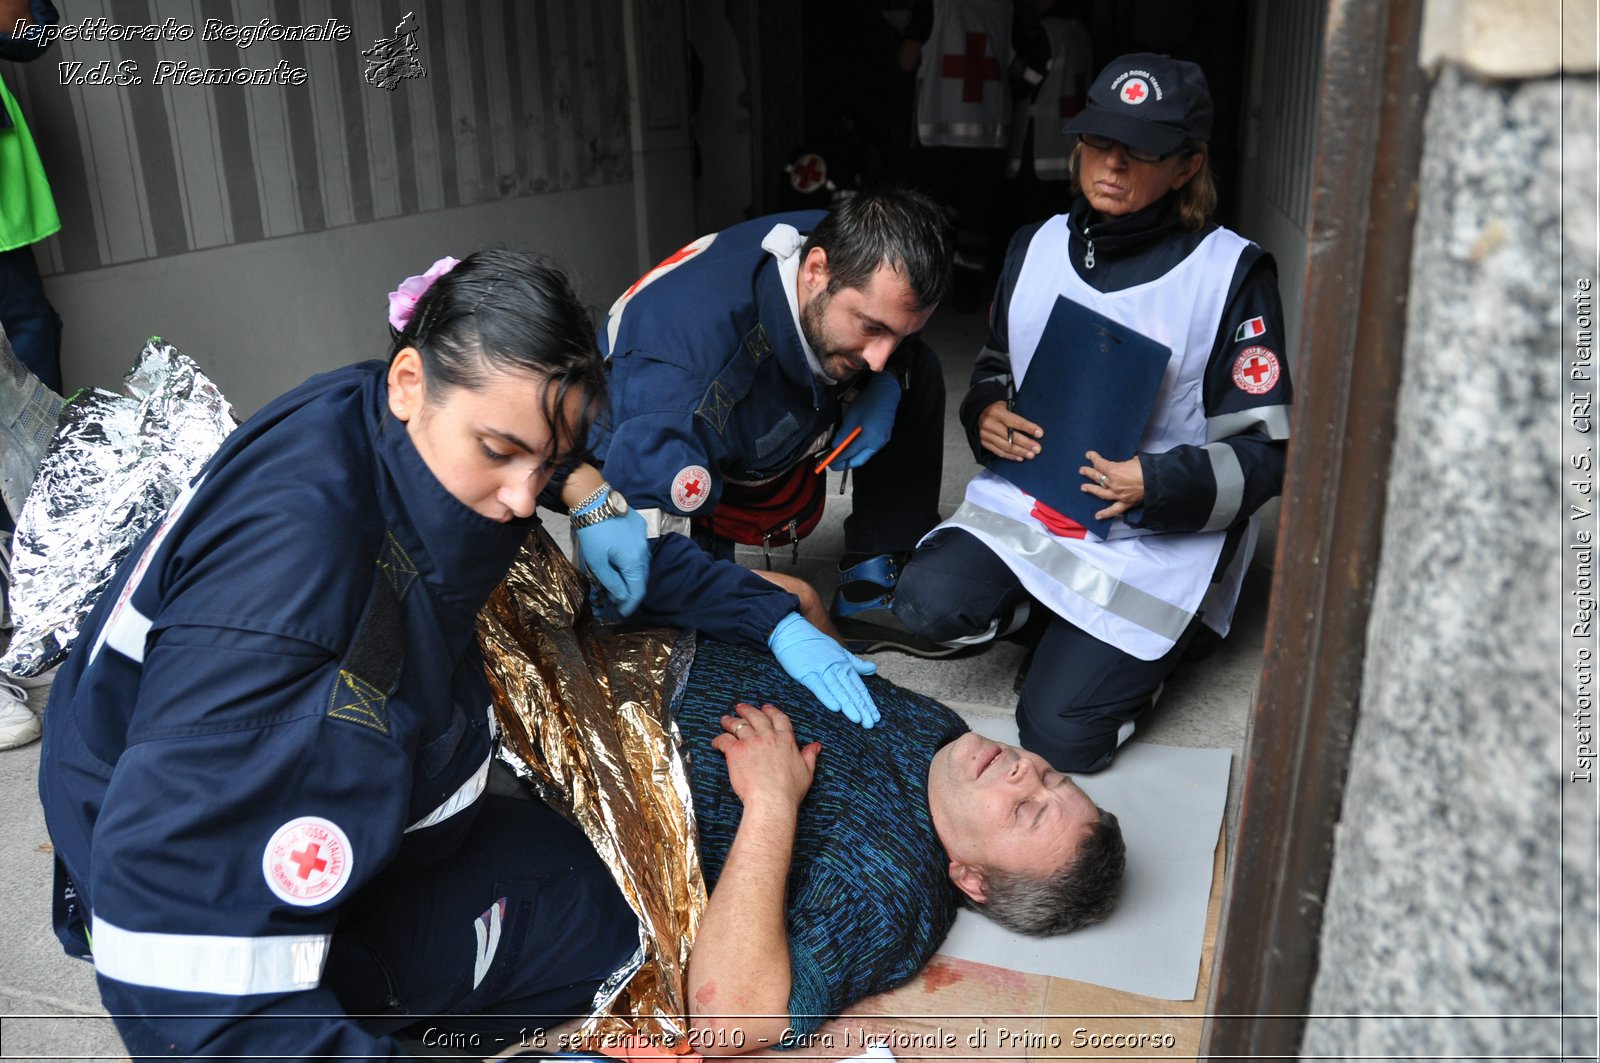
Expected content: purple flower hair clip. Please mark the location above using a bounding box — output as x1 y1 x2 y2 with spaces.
387 256 461 331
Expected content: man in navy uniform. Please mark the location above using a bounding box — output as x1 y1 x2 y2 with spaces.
580 188 956 728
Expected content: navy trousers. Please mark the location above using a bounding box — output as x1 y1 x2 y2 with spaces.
322 788 638 1041
0 243 62 394
842 336 945 556
893 528 1201 773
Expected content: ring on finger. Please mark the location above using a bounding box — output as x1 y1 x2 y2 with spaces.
1099 473 1109 487
734 721 749 735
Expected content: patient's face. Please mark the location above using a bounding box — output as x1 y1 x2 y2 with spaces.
927 733 1100 888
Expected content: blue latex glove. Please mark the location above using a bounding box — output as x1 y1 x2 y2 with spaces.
834 371 902 469
574 506 651 617
767 612 880 727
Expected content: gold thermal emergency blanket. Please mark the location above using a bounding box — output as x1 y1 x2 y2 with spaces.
478 529 705 1051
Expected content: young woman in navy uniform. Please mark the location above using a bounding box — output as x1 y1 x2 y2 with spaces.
39 250 643 1056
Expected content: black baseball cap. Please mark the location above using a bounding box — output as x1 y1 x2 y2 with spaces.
1062 53 1214 157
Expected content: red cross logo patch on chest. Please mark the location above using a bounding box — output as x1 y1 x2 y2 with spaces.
1232 346 1281 395
263 817 354 907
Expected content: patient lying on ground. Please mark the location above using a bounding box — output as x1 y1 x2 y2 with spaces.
674 639 1125 1052
482 535 1126 1055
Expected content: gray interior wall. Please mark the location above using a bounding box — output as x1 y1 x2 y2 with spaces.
12 0 637 414
620 0 697 270
1230 0 1325 569
40 185 639 415
1301 65 1592 1056
1233 0 1323 376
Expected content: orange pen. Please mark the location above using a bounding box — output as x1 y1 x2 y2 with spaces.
814 426 863 475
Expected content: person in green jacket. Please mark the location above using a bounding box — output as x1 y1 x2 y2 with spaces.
0 0 63 395
0 0 62 749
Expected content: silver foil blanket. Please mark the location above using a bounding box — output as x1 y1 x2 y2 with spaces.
0 338 236 677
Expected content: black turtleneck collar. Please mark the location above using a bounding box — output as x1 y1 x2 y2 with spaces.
1065 192 1217 294
364 367 536 635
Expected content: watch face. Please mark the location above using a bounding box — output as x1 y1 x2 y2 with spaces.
610 491 628 515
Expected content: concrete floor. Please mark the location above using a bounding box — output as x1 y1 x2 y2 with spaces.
0 309 1269 1060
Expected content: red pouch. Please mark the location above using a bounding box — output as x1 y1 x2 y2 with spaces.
693 460 826 552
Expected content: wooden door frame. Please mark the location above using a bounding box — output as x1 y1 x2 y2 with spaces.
1201 1 1431 1057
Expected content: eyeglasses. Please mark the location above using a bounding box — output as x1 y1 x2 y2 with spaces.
1077 133 1189 164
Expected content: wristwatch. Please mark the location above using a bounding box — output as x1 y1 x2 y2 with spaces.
570 489 630 530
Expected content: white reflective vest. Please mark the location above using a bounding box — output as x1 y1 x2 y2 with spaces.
937 214 1253 660
1005 17 1093 179
915 0 1013 148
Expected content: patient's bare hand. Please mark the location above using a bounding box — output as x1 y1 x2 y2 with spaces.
711 703 820 815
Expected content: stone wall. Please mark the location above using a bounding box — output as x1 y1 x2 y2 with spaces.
1301 63 1595 1057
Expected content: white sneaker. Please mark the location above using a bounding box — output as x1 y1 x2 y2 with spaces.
0 677 39 749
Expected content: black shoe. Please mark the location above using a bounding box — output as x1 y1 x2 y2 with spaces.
835 608 969 658
831 553 966 658
1180 625 1222 662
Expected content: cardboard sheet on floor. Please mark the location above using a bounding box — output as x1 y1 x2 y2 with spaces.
936 716 1230 1001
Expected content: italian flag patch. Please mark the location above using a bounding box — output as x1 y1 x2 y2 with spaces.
1234 316 1266 342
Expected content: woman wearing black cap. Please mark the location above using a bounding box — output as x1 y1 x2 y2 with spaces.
893 53 1293 774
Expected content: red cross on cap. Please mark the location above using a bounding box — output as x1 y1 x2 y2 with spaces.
1121 78 1147 104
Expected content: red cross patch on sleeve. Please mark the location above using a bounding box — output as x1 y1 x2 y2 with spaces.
262 817 354 907
671 465 712 513
1232 347 1281 395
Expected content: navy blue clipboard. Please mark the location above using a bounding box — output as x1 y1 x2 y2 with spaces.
995 296 1172 539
